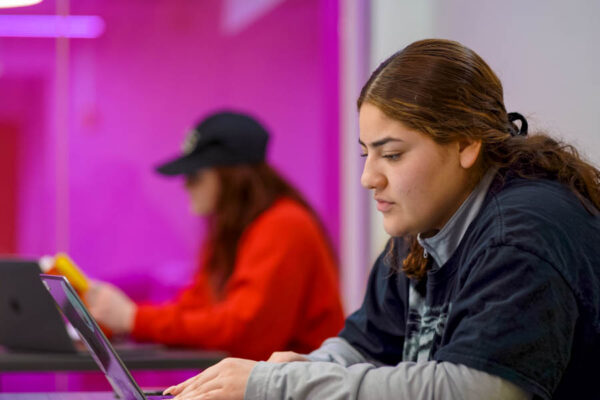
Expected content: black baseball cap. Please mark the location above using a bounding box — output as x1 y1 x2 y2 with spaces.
155 111 270 176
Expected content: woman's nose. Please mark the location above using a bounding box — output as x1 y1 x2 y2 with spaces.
360 160 386 190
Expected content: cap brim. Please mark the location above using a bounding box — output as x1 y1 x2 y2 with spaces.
155 153 211 176
155 146 251 176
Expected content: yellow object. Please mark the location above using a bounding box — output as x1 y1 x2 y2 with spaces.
39 253 89 294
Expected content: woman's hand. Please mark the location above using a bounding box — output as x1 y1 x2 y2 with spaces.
267 351 309 363
85 281 136 335
165 358 256 400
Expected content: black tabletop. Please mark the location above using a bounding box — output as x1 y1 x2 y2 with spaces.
0 344 226 371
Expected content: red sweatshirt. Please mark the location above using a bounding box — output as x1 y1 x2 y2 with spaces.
132 198 344 360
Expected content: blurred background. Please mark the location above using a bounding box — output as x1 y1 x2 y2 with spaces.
1 0 598 315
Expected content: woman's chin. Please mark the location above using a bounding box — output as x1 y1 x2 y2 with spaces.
383 221 408 238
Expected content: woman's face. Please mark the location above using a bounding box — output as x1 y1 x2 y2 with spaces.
184 168 220 216
359 103 480 237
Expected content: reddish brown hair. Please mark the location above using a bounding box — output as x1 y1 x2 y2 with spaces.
358 39 600 280
203 162 331 295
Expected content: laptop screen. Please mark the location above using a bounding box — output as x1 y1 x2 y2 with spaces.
41 274 146 400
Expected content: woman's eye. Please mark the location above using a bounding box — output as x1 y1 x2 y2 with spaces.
383 153 401 161
360 153 367 158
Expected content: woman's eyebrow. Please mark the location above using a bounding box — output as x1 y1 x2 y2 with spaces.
358 137 404 148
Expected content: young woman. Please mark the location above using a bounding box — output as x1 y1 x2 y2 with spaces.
164 40 600 399
86 111 345 360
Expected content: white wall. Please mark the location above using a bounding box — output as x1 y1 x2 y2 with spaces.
366 0 600 263
432 0 600 164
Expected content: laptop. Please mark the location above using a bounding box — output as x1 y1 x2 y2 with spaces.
0 259 77 353
0 259 164 356
41 274 173 400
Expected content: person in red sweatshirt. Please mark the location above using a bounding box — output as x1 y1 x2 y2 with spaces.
85 110 344 360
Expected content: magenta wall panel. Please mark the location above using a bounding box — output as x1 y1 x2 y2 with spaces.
0 0 340 392
0 0 339 303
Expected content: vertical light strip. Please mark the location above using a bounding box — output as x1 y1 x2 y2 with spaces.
55 0 70 252
339 0 371 313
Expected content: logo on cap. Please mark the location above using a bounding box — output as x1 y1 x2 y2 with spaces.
181 129 200 155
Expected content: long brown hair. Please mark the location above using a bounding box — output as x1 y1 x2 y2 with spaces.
358 39 600 280
203 162 330 295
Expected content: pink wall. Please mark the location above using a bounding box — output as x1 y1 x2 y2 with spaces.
0 0 340 301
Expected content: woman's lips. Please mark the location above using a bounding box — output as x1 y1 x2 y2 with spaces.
375 199 394 212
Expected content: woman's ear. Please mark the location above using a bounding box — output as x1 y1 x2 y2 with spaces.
458 138 482 169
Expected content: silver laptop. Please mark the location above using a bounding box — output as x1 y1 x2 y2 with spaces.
41 274 173 400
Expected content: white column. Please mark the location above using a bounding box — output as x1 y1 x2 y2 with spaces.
339 0 371 313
